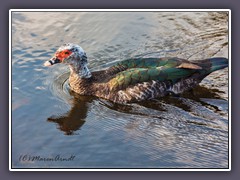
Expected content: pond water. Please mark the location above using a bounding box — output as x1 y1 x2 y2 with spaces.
11 11 229 169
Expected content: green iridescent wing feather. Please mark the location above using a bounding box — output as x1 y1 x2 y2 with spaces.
108 57 228 91
112 57 181 69
109 66 196 90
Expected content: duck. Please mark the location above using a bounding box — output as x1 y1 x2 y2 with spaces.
44 43 228 104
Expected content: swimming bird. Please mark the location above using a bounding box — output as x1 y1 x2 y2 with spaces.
44 43 228 104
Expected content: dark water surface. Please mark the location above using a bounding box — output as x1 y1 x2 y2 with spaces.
11 11 229 168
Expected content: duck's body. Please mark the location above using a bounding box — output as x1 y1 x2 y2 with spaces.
44 43 228 104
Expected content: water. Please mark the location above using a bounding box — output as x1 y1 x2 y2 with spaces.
11 11 229 169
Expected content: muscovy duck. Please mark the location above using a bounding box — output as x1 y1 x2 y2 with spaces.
44 43 228 104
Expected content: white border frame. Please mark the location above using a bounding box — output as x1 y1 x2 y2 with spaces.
9 9 231 171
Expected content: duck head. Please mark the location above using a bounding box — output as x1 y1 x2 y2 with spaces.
44 43 92 78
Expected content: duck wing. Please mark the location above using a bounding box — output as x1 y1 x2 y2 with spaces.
108 58 203 91
109 57 179 71
106 57 181 75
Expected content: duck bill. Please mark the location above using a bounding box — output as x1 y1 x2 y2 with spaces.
44 57 61 66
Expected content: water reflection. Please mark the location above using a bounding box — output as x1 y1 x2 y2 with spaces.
47 93 93 135
47 84 227 135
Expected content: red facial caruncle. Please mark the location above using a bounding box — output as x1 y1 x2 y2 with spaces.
44 49 73 67
55 49 73 62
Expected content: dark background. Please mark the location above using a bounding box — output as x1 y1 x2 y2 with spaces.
1 0 239 179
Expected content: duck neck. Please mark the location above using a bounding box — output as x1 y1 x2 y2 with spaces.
69 60 92 78
68 63 92 95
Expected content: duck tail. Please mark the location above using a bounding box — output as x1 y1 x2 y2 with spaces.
208 57 228 72
194 57 228 73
